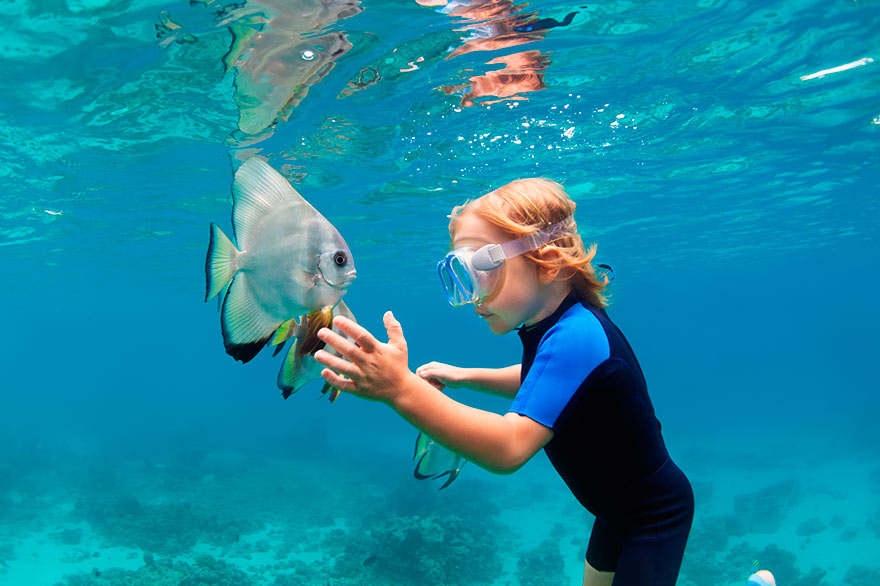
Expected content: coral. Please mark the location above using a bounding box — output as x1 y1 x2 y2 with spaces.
57 554 256 586
844 565 880 586
332 511 502 586
679 517 825 586
868 510 880 537
517 535 565 586
795 517 826 537
47 526 84 545
75 494 257 555
732 479 802 534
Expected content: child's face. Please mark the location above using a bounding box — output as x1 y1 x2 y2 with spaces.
451 211 549 335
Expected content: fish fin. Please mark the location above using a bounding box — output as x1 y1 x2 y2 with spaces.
413 450 439 480
439 468 460 490
205 223 240 301
231 157 314 248
271 317 300 346
320 383 341 403
413 432 430 461
333 299 356 321
272 341 286 357
413 455 432 480
298 307 333 356
221 272 280 363
278 336 303 396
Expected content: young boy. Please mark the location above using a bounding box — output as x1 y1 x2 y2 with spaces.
315 178 694 586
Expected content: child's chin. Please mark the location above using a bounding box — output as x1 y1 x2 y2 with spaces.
486 318 512 335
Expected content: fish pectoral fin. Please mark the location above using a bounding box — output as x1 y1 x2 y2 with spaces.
298 307 333 356
221 272 281 363
205 223 241 301
271 317 299 346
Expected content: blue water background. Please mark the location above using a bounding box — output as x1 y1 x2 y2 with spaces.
1 0 879 584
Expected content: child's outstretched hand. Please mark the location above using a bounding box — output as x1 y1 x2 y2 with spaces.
314 311 416 403
415 362 468 391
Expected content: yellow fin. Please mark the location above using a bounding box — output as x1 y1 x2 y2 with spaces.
321 382 341 403
298 307 333 356
271 317 300 346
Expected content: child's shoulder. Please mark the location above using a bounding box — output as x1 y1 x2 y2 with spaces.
544 301 609 356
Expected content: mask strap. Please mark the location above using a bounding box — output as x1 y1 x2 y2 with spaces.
471 220 572 271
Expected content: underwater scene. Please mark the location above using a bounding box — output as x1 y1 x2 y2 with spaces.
1 0 878 584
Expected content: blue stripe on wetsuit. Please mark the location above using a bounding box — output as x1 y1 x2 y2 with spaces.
509 303 610 428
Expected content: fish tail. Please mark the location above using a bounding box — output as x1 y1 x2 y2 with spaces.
205 223 240 302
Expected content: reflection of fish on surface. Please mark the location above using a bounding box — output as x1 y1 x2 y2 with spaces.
338 29 462 97
205 156 356 364
221 0 362 135
273 299 357 401
413 432 466 489
156 0 362 135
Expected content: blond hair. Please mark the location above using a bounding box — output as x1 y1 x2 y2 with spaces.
449 178 610 308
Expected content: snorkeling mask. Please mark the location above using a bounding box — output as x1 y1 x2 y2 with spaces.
437 220 572 307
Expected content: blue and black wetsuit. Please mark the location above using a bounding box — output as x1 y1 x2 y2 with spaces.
510 293 693 586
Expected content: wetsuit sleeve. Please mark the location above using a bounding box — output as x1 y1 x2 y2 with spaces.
509 306 610 429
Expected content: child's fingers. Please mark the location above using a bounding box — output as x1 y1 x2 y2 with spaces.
330 316 379 352
383 311 407 350
424 377 446 391
317 326 364 361
314 349 359 380
320 368 356 393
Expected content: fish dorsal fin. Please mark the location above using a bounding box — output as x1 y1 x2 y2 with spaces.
232 157 313 249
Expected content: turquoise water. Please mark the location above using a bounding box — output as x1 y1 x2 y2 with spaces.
1 0 879 584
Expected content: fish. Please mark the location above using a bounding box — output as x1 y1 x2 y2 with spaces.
413 432 466 489
205 156 356 363
155 0 362 136
274 299 358 401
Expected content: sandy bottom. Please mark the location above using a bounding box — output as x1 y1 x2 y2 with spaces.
1 440 877 586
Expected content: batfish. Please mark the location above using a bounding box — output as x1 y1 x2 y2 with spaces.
205 156 356 363
413 432 466 489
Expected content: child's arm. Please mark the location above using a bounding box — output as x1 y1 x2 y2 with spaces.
315 312 552 474
415 362 521 397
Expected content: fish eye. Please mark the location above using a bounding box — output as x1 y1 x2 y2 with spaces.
333 251 348 267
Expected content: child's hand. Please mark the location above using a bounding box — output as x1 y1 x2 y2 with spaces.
415 362 468 391
314 311 415 403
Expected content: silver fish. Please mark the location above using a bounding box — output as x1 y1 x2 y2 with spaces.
413 432 466 489
205 156 356 363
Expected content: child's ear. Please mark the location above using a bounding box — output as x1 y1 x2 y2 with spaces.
536 247 563 283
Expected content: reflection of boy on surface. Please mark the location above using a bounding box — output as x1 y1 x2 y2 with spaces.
420 0 577 106
315 179 694 586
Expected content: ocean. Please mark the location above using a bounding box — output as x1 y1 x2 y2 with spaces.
1 0 878 584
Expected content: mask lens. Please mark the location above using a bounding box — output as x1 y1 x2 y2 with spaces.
438 251 479 306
